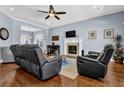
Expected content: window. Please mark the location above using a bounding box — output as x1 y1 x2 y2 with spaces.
34 34 44 47
21 34 32 44
20 25 41 44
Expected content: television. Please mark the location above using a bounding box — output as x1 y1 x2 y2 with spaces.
66 30 76 38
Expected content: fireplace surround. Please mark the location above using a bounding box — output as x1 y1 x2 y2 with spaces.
67 43 79 56
63 37 83 56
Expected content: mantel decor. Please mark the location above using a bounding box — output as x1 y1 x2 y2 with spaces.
0 27 9 40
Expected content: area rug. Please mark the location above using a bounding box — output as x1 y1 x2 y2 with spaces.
59 58 78 80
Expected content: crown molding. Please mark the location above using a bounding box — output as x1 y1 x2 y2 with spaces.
0 9 50 30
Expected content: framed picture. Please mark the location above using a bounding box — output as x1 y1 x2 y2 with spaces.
88 31 96 39
52 35 59 41
104 29 114 39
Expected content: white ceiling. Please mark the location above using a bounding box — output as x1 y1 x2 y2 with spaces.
0 5 124 28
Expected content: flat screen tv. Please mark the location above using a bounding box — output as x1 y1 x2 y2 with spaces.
66 30 76 38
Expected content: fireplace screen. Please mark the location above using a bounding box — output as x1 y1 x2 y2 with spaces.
68 46 77 54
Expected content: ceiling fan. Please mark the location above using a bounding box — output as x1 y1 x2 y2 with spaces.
37 5 66 20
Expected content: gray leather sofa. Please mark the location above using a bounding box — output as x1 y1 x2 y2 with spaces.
10 44 62 80
77 44 115 79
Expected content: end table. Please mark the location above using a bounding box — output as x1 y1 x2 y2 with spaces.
0 60 3 71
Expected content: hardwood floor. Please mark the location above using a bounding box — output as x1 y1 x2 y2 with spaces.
0 62 124 87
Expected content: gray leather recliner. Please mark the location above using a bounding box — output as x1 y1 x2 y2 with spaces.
77 44 115 79
10 44 62 80
84 44 114 59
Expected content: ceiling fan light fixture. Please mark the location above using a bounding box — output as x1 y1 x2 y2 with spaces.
49 13 54 17
38 5 66 20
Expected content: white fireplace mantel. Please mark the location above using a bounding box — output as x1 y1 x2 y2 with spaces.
63 37 83 56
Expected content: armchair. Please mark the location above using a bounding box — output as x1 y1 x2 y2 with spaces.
84 44 114 59
77 44 114 79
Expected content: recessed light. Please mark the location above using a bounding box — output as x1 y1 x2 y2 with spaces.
10 8 14 11
123 22 124 24
92 5 101 10
92 6 97 9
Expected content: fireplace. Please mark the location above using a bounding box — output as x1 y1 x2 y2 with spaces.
67 43 79 56
63 37 83 56
68 46 77 54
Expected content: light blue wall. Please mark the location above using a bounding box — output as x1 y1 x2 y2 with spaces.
0 11 48 46
0 11 48 60
0 11 13 47
0 11 13 60
49 11 124 55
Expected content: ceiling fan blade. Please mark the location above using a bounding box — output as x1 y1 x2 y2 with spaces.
54 15 60 20
37 10 48 13
55 12 66 14
50 5 54 10
45 15 50 19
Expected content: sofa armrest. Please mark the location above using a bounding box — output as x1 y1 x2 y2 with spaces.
41 55 62 80
47 55 62 63
84 54 99 59
77 56 99 63
88 51 100 55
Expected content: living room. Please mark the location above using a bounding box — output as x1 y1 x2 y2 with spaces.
0 1 124 90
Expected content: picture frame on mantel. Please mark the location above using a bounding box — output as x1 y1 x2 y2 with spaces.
88 31 96 39
52 35 59 41
104 28 114 39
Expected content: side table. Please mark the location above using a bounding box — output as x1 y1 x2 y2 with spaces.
0 60 3 71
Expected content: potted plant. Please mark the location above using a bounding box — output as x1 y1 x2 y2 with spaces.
113 34 123 64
